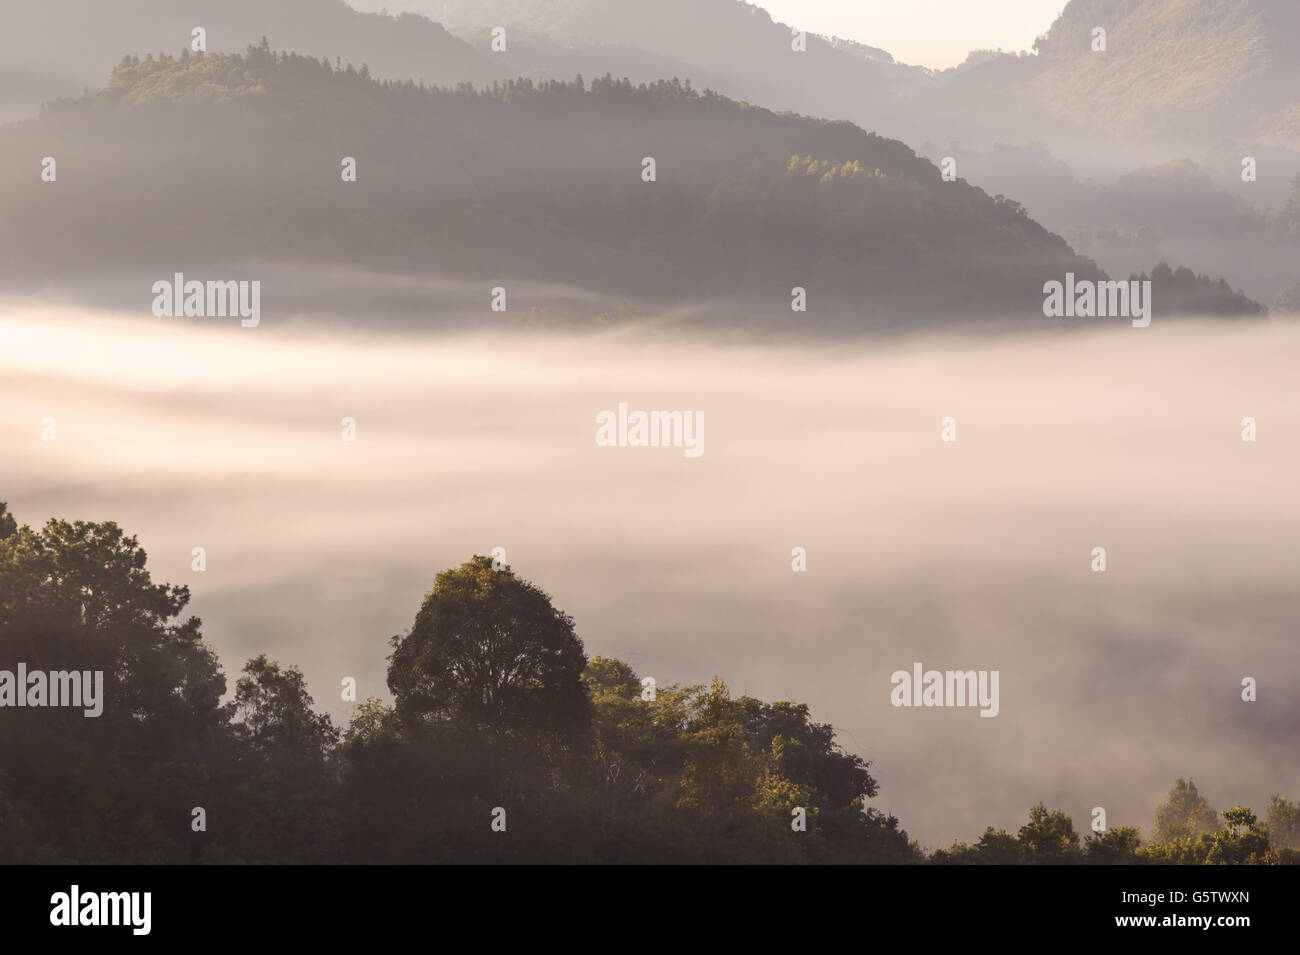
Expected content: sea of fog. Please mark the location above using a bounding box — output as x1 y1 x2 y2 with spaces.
3 303 1299 847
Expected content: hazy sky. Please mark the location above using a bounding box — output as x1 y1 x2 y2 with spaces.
761 0 1068 69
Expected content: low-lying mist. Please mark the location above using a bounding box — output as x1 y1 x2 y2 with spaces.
3 302 1298 847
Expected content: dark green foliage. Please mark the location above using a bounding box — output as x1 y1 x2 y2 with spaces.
0 507 915 863
1017 802 1081 863
2 504 1291 864
931 782 1294 865
387 556 590 740
0 511 230 862
1083 826 1143 864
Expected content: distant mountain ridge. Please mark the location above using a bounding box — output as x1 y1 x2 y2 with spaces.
9 0 1299 154
0 48 1126 327
358 0 1300 151
334 0 1297 305
0 0 485 121
1018 0 1300 144
0 4 1275 322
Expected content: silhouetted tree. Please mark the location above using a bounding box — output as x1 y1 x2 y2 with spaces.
387 555 590 740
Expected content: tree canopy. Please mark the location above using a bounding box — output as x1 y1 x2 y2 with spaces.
387 555 589 738
0 504 1292 864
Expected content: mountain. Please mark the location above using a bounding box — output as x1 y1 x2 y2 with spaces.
0 48 1127 328
367 0 925 82
348 0 937 141
342 0 1296 303
0 0 485 122
368 0 1300 152
911 142 1300 306
1 0 935 136
10 0 1300 156
1023 0 1300 146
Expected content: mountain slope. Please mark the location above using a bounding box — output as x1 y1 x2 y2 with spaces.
10 0 1299 156
0 0 485 121
0 48 1113 326
349 0 936 141
1024 0 1300 144
365 0 1300 151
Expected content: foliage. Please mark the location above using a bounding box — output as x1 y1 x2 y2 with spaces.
1266 794 1300 850
2 503 1291 864
1152 777 1220 843
387 555 590 739
0 506 914 863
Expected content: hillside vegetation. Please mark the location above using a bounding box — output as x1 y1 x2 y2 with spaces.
5 46 1253 326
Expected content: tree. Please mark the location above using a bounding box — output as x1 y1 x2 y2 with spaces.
342 697 393 748
1205 806 1269 865
4 517 922 863
1266 795 1300 850
0 510 230 862
974 827 1021 864
0 512 227 739
1018 803 1080 863
1138 836 1211 865
1152 778 1219 844
736 698 878 807
233 655 338 760
582 656 692 838
220 656 339 863
387 556 590 738
1084 826 1143 864
675 678 758 821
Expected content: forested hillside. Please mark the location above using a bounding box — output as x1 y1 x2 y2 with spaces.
1025 0 1300 145
0 0 484 121
0 46 1168 326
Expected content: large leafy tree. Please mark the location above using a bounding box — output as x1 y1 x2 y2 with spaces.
0 513 226 734
0 507 230 861
387 555 590 738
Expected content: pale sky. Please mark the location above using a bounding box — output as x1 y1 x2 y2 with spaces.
760 0 1069 70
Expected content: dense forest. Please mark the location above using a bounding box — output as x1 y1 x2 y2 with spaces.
0 0 487 121
0 45 1263 326
1 502 1294 864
